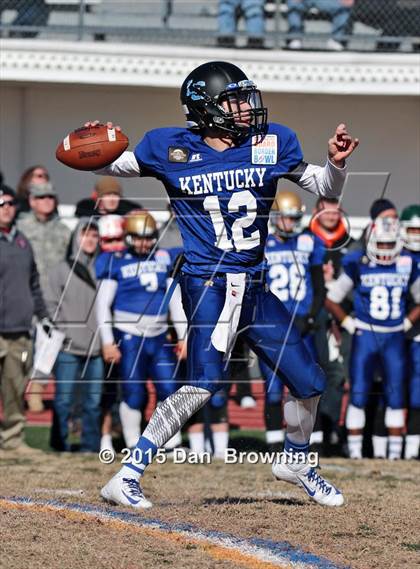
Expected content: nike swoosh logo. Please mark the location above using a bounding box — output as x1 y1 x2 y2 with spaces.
299 479 316 497
122 489 142 505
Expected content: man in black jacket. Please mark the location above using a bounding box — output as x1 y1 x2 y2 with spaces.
0 184 49 451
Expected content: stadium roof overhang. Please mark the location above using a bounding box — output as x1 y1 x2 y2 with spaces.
1 39 419 96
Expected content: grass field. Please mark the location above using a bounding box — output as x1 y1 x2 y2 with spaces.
0 429 419 569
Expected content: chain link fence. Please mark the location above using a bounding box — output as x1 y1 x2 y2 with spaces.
1 0 419 51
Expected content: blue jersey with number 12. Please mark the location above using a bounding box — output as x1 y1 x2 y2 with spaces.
134 123 303 276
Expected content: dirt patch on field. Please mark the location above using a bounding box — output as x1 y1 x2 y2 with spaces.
0 451 419 569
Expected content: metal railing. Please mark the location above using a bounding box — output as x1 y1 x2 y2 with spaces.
1 0 419 52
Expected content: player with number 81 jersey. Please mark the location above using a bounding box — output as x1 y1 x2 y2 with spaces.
326 217 420 459
332 221 418 332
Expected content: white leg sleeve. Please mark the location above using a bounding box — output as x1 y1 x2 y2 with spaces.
284 394 320 445
346 404 366 430
388 435 403 460
119 401 141 449
384 408 405 429
372 435 387 458
164 430 182 450
188 431 205 454
213 430 229 458
142 386 211 449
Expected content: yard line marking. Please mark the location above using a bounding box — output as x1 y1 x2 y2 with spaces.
0 497 347 569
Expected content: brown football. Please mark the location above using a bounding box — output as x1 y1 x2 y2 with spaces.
56 124 129 171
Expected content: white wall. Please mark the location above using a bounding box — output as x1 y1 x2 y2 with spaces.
1 82 419 215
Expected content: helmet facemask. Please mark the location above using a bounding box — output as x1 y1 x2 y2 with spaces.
124 211 158 255
270 191 306 238
272 212 304 238
366 217 403 265
183 78 267 141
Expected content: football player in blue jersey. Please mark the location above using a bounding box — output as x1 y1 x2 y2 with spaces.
262 190 326 450
95 210 187 453
400 205 420 459
80 61 359 508
326 217 420 460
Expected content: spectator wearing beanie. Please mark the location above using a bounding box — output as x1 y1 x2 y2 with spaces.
75 177 142 218
348 198 398 254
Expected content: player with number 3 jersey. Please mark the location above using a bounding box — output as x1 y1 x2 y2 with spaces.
78 61 359 508
95 211 187 451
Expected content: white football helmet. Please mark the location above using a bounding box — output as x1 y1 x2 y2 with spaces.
98 214 125 252
400 205 420 252
366 217 403 265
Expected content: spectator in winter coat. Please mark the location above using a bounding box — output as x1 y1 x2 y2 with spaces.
45 219 104 452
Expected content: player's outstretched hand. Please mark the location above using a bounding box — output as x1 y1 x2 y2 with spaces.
84 120 122 132
328 123 359 167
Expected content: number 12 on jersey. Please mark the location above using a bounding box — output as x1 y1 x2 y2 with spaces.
203 190 260 252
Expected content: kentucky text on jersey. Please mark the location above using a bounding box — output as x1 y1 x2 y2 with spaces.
360 273 411 287
179 167 266 195
95 248 180 316
120 260 169 279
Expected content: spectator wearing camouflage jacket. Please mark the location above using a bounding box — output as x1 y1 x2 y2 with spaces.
17 182 71 295
16 181 71 411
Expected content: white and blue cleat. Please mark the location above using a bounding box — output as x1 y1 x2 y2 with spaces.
272 461 344 507
101 472 153 509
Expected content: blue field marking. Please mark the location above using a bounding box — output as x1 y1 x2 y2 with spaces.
2 496 349 569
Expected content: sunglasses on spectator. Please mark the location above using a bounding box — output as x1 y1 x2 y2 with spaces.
0 199 17 208
34 195 55 200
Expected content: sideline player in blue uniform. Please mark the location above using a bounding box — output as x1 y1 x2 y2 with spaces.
400 205 420 459
326 217 420 459
80 61 358 508
95 210 187 451
262 190 325 449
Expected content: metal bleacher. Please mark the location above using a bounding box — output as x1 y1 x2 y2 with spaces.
1 0 419 52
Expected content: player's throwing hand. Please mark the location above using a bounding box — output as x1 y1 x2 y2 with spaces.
328 123 359 167
84 120 122 132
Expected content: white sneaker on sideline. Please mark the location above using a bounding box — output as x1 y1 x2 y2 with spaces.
327 38 344 51
101 472 152 509
240 396 257 409
272 461 344 507
288 39 303 50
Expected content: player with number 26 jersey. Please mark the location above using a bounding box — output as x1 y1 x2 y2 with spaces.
265 230 325 317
